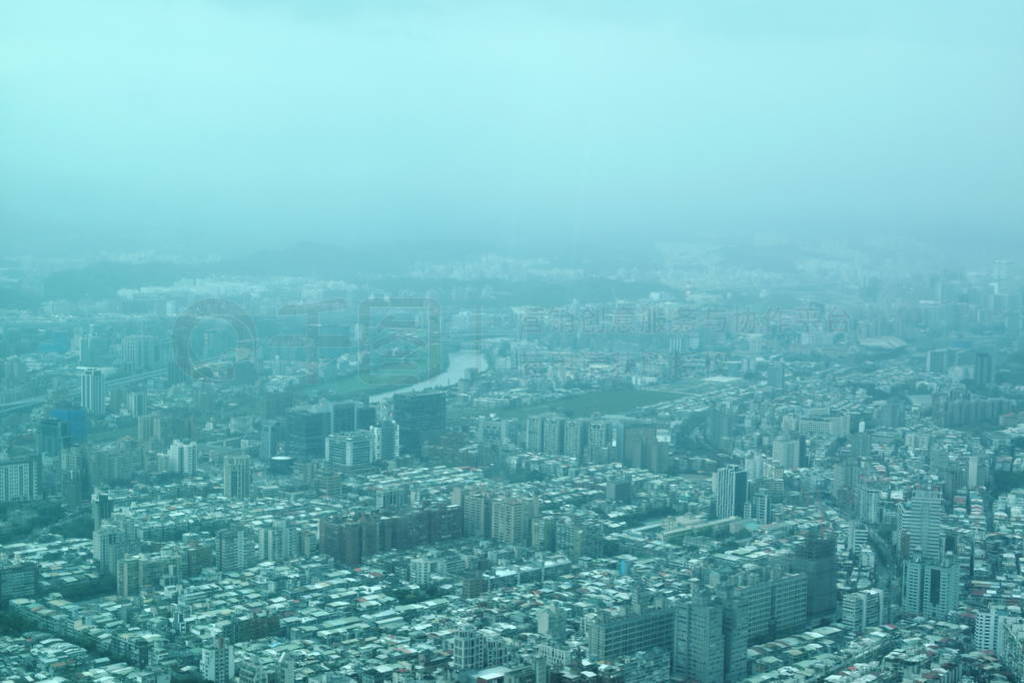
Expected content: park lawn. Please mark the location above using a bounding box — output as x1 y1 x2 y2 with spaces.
496 388 679 419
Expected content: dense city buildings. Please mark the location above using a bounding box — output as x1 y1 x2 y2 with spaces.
0 251 1022 683
3 0 1020 677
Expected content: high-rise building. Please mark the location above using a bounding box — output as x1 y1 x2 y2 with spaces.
926 348 958 374
0 562 39 603
622 422 659 471
463 489 492 538
975 352 994 387
200 634 234 683
791 533 838 625
674 589 747 683
542 416 566 456
491 496 536 546
902 552 960 618
166 440 198 475
476 416 509 446
850 431 871 460
1003 620 1024 680
751 493 774 524
526 415 546 453
370 420 400 461
331 400 360 433
91 490 113 530
126 391 147 418
93 521 126 574
284 406 331 460
80 368 105 416
705 405 734 450
117 555 143 597
898 488 945 563
121 334 159 373
537 606 567 641
585 595 675 660
0 456 42 503
735 568 807 644
356 404 377 429
78 327 103 365
222 454 252 499
842 588 886 632
771 437 801 470
712 466 747 519
974 608 1018 653
392 392 446 455
60 448 89 506
451 626 516 672
257 519 299 562
259 420 281 460
216 527 257 572
36 418 69 459
325 431 374 470
563 419 588 461
876 398 906 428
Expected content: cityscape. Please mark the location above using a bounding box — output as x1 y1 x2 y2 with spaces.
1 248 1023 682
2 1 1023 682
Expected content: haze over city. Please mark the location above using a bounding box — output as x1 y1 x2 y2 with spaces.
1 3 1024 683
2 0 1022 260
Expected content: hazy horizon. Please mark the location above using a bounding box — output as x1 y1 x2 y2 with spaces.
2 0 1022 259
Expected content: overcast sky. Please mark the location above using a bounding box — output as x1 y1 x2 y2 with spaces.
2 1 1022 260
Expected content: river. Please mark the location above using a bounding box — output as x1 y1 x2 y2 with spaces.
369 349 488 403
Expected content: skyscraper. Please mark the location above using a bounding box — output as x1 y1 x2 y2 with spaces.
537 606 567 641
0 457 42 503
772 437 801 470
355 404 377 430
902 552 960 618
91 490 113 530
898 488 945 562
370 420 400 461
392 392 446 455
325 431 374 470
462 488 492 539
712 466 747 519
60 448 89 506
216 527 257 572
842 588 886 631
222 454 252 499
526 415 546 452
674 589 747 683
167 440 198 475
622 421 659 471
331 400 360 433
200 634 234 683
542 416 566 456
80 368 105 416
975 351 994 387
734 568 807 644
563 419 588 461
491 496 536 546
93 521 126 574
585 594 675 660
791 532 838 625
284 406 331 460
259 420 281 460
257 519 299 562
121 334 158 373
126 391 147 418
36 418 69 459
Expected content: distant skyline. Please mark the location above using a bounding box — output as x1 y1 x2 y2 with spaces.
2 0 1022 258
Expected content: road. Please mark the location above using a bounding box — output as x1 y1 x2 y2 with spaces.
0 368 166 417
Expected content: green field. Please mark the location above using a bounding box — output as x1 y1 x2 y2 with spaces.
495 389 679 419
